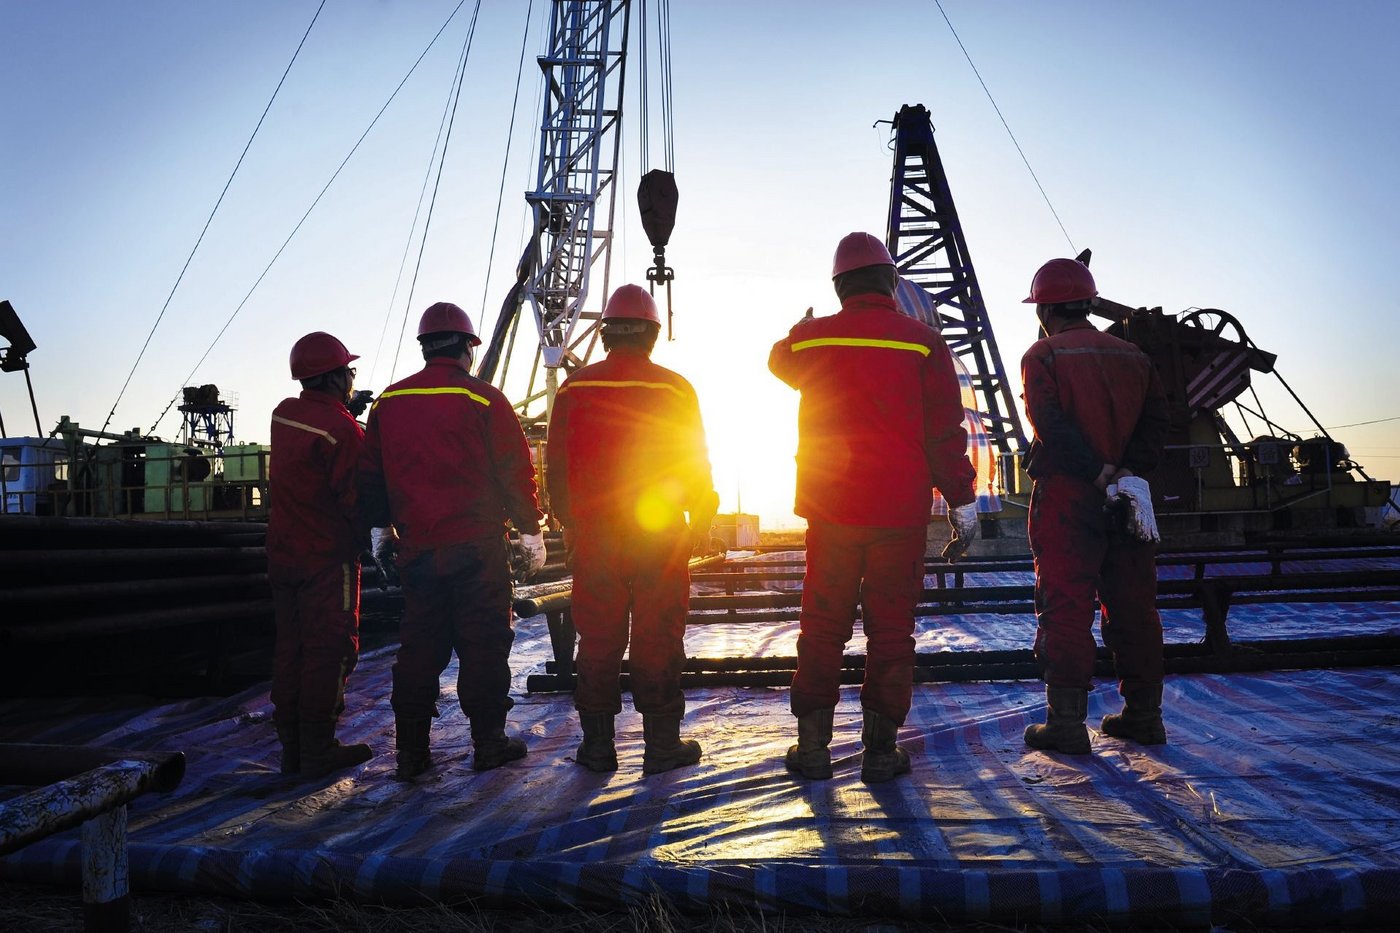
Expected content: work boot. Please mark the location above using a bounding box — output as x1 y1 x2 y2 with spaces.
275 721 300 775
576 713 619 772
1024 687 1092 755
394 717 434 781
470 716 528 772
1101 683 1167 745
785 708 835 780
299 721 372 780
641 714 702 774
859 710 911 784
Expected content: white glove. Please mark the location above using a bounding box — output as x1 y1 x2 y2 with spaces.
519 531 548 576
370 526 398 563
942 502 980 562
1113 475 1160 543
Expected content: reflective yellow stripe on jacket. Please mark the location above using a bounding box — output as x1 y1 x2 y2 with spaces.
791 337 931 356
373 386 491 409
562 379 686 398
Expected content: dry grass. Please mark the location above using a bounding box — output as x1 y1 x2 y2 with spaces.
4 880 1377 932
0 881 1122 933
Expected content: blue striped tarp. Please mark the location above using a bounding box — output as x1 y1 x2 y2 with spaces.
3 595 1399 925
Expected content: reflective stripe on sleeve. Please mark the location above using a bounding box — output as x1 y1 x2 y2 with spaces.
791 337 931 356
271 415 338 444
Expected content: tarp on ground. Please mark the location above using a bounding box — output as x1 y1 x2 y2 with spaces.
2 564 1399 926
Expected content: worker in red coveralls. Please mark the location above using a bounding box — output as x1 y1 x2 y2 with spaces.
358 302 546 780
546 284 719 775
1019 257 1170 754
268 332 374 779
769 232 979 784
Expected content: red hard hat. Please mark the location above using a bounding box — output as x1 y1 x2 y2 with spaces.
832 232 895 278
602 284 661 324
1023 258 1098 304
289 331 358 381
417 301 481 346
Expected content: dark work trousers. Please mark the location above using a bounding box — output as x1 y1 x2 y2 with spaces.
270 560 361 725
1028 474 1164 692
391 536 515 725
790 521 927 724
570 521 691 717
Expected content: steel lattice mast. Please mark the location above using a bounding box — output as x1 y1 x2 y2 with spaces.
477 0 630 428
885 104 1026 458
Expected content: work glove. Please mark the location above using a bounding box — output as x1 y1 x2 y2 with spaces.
942 502 980 562
1110 475 1160 543
369 526 399 589
516 530 548 581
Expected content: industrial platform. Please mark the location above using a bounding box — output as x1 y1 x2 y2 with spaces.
2 550 1399 927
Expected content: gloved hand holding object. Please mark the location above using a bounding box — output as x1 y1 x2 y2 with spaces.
517 530 548 580
942 502 979 562
370 526 399 589
1108 475 1160 543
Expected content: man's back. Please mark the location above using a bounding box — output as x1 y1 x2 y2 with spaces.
769 292 973 526
548 349 712 532
361 357 541 555
1021 319 1165 479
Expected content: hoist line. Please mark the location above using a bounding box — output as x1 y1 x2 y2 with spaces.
148 0 470 435
932 0 1077 255
370 1 482 387
388 0 484 383
639 0 650 176
660 0 675 172
102 0 327 436
478 0 536 325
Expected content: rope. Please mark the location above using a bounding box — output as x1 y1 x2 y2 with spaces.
932 0 1076 254
1328 414 1400 430
103 0 326 435
388 1 483 383
149 1 470 434
478 0 536 326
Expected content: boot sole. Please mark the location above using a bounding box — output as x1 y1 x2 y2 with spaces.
642 751 702 774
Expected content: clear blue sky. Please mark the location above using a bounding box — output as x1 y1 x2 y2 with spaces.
3 1 1397 526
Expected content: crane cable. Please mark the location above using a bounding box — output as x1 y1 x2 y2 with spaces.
477 0 537 327
660 0 675 172
638 0 678 337
932 0 1077 255
148 0 473 434
387 1 484 382
101 0 327 436
368 0 495 387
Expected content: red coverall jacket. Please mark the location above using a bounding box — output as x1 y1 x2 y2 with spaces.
1020 317 1171 691
267 390 364 571
1020 318 1168 482
768 292 976 523
546 347 716 533
358 357 543 558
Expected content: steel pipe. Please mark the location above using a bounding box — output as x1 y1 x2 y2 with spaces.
0 756 184 857
2 600 273 643
0 747 185 933
0 573 268 606
0 546 265 569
